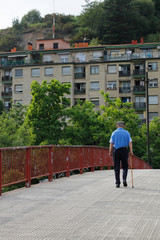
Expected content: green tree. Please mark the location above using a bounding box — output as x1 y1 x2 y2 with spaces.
0 100 4 114
103 0 138 44
21 10 42 26
0 32 17 52
62 100 102 145
61 94 142 156
103 0 156 44
26 79 71 145
141 117 160 168
55 14 78 38
73 1 105 42
0 104 35 147
95 92 142 156
153 0 160 17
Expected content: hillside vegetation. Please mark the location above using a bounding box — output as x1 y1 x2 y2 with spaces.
0 0 160 51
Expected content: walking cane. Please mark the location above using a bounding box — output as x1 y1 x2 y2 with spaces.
130 154 134 188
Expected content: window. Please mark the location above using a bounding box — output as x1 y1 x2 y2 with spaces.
149 96 158 104
60 56 68 63
149 112 158 121
5 70 11 76
45 67 53 76
126 49 132 54
135 96 146 109
4 86 12 93
62 66 71 75
148 62 158 71
74 83 86 94
90 98 99 106
39 44 44 50
3 70 12 80
107 65 117 74
119 64 130 77
31 68 40 77
93 51 103 59
119 82 131 93
14 100 23 105
149 79 158 88
15 69 23 78
75 66 85 78
107 81 117 89
53 43 58 49
111 50 119 55
135 96 145 102
90 66 99 74
137 113 145 120
14 84 23 93
43 54 52 63
90 82 99 90
121 97 131 103
4 101 10 107
76 53 86 62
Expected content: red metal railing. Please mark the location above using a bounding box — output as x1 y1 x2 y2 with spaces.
0 145 151 195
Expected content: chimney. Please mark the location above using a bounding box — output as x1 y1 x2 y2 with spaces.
131 40 137 45
141 37 144 44
75 41 89 48
75 42 78 48
11 46 16 52
28 42 33 51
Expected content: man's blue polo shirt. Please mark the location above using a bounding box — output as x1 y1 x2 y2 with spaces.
109 128 132 150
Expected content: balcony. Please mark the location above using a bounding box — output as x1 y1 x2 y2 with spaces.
1 60 25 67
119 87 131 93
104 51 160 62
133 86 145 94
74 89 86 95
2 76 12 83
0 59 42 67
133 69 145 77
74 73 85 79
104 54 131 61
134 102 146 110
2 92 12 98
119 71 130 77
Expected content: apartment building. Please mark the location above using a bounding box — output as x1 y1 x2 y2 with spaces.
0 38 160 122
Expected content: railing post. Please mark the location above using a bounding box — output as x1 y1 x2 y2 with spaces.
66 147 70 177
0 149 2 196
80 147 83 174
91 147 94 172
26 147 31 188
49 146 53 182
100 149 103 170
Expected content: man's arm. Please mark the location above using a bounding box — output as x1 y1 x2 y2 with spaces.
129 141 133 155
109 142 113 157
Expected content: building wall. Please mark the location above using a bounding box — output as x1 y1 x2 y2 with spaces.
1 40 160 121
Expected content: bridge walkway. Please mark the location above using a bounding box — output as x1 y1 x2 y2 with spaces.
1 169 160 240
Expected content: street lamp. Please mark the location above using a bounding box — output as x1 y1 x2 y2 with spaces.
145 71 150 166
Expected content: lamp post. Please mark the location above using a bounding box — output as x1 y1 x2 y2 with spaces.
145 71 150 166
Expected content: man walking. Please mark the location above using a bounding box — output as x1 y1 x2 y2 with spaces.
109 121 133 188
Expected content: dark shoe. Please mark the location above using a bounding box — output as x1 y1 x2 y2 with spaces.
123 181 127 187
116 184 120 188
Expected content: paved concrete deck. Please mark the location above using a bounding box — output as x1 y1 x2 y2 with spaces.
1 169 160 240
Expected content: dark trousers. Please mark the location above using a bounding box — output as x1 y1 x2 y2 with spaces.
113 147 128 185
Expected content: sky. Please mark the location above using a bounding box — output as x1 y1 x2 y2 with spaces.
0 0 89 29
